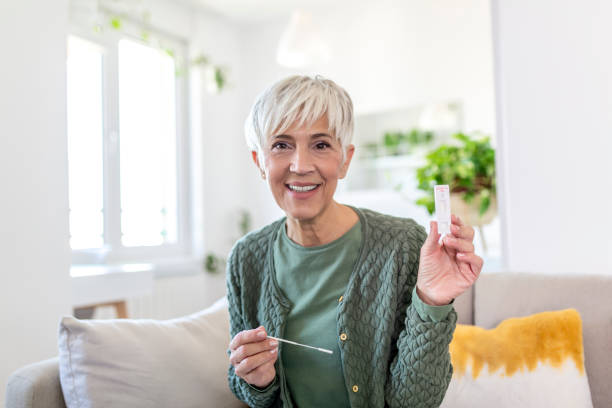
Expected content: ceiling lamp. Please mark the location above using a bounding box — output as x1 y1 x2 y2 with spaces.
276 10 331 68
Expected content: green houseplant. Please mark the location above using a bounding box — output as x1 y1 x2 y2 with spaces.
382 129 434 156
90 6 229 92
415 133 496 233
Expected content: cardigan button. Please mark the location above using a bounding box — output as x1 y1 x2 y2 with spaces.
340 333 347 341
338 295 344 303
352 385 359 393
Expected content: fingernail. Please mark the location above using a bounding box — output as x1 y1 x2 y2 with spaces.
269 340 278 347
270 348 277 354
257 331 266 339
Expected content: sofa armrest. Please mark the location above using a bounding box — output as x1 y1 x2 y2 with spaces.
6 357 66 408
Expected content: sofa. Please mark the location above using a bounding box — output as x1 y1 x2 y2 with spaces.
6 272 612 408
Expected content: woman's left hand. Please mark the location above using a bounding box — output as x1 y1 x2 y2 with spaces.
416 214 483 306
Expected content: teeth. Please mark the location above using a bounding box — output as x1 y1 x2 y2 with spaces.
289 184 318 192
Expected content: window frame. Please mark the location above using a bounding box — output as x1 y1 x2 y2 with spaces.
68 22 192 265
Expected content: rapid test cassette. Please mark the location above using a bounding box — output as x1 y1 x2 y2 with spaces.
434 185 451 236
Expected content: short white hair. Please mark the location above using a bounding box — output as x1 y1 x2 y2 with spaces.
244 75 354 163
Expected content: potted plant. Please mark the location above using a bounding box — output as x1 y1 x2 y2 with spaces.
415 133 496 250
382 129 434 156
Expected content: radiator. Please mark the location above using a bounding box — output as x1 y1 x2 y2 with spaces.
93 272 226 320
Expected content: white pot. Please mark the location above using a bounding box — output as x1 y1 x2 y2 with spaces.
450 193 497 227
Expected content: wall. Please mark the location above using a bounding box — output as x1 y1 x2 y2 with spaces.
104 2 250 313
492 0 612 274
95 1 249 302
236 0 498 236
0 0 72 403
0 2 248 399
145 0 253 261
190 8 253 259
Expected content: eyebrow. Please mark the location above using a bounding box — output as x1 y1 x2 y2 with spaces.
272 133 332 140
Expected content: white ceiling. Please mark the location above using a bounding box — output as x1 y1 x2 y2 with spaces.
187 0 361 22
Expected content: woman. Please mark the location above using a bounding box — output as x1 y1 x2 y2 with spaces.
227 75 482 408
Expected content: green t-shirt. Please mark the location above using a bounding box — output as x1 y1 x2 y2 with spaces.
274 220 361 408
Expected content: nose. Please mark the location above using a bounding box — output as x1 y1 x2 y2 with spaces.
289 145 315 174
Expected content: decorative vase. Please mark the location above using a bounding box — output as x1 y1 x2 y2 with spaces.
449 193 497 227
449 193 497 254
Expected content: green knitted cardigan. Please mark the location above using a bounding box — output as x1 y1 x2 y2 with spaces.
226 207 457 408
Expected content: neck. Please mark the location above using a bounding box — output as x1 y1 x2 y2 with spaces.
285 202 358 247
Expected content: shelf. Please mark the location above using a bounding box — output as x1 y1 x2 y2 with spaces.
71 264 154 308
357 154 426 169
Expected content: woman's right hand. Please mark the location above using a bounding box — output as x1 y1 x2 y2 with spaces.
229 326 279 388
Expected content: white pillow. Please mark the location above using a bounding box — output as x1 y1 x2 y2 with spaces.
58 297 245 408
440 308 593 408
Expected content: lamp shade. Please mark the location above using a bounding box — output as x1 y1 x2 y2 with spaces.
276 10 331 68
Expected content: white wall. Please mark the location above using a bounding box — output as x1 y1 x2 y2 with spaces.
105 2 250 311
190 9 254 258
0 0 72 403
236 0 497 231
239 0 495 126
0 2 249 399
146 0 255 259
102 1 250 295
492 0 612 274
87 0 250 263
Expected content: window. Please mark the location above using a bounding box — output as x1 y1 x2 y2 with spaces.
67 36 105 250
67 28 190 264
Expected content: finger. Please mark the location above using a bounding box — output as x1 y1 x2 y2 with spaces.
450 223 475 240
429 220 439 240
234 347 278 378
230 339 277 367
229 326 267 351
422 221 441 252
244 360 277 387
451 214 464 227
456 252 484 275
230 338 278 367
443 235 475 253
442 241 457 259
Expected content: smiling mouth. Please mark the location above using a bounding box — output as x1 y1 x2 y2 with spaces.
286 184 320 192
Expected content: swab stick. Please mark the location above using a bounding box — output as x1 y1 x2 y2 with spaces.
267 336 333 354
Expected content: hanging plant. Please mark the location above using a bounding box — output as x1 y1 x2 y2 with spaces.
192 55 229 93
79 0 229 92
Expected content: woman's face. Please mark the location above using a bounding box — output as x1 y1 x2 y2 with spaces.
253 116 354 222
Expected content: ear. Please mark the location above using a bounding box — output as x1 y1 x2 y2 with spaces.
252 150 267 179
251 150 260 169
338 144 355 179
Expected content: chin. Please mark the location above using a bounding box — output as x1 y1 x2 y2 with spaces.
284 208 320 221
283 203 325 221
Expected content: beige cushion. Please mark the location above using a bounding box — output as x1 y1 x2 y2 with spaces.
474 272 612 408
57 297 245 408
453 285 473 325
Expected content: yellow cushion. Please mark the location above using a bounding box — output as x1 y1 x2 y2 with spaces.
440 309 593 408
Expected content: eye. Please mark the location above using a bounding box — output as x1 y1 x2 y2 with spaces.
315 141 331 150
272 142 289 150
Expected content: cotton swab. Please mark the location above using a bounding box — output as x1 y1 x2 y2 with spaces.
267 335 333 355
